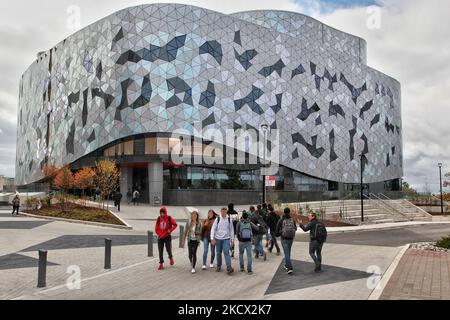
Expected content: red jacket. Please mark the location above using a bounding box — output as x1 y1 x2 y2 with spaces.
155 214 178 239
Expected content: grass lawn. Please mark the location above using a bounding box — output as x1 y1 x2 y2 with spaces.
24 203 125 226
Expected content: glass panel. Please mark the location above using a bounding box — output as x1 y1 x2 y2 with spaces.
145 138 157 155
124 141 134 156
116 143 124 156
134 139 145 156
157 138 169 155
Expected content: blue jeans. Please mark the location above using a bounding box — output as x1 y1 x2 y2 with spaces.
265 229 272 242
254 234 264 257
215 239 232 269
281 239 294 270
239 242 253 272
203 238 216 265
309 240 324 268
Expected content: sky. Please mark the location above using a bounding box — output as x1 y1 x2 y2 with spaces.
0 0 448 193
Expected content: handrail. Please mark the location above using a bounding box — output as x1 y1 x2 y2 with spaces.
378 193 413 214
370 193 410 220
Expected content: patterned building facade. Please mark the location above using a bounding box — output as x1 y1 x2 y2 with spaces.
16 4 402 205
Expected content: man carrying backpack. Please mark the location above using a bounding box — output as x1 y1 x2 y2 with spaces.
236 211 259 274
251 208 268 261
276 208 297 275
266 204 281 255
155 207 178 270
299 212 327 272
211 208 235 275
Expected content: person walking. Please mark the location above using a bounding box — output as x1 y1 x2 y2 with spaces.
155 207 178 270
276 208 297 275
182 211 202 274
228 203 239 258
236 211 259 274
248 206 256 219
200 210 217 270
251 208 267 260
126 188 133 205
114 191 123 212
211 208 235 275
298 212 328 272
132 189 140 206
260 203 271 248
266 204 281 255
11 194 20 216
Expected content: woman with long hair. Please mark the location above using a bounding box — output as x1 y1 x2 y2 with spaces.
200 209 217 270
183 211 202 274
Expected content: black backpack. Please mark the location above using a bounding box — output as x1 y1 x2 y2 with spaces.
314 222 328 243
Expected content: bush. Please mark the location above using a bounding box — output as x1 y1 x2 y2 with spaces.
436 236 450 250
43 196 52 207
26 197 39 210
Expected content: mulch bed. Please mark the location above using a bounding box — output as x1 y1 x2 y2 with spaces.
24 203 125 226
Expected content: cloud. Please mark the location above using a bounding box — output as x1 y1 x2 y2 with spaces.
0 0 448 194
314 0 450 192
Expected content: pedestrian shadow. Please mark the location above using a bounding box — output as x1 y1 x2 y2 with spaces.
265 260 373 295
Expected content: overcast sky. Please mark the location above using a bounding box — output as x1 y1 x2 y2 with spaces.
0 0 448 193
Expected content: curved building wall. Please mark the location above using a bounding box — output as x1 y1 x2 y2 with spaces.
231 10 367 64
16 3 402 186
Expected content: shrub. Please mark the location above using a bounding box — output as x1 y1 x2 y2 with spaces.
26 197 39 210
436 236 450 250
43 196 52 207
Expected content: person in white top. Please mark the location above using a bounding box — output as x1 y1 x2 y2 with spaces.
211 208 235 275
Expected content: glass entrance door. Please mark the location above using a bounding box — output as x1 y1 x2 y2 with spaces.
132 167 149 204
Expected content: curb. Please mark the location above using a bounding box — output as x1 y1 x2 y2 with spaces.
19 212 133 230
368 244 410 300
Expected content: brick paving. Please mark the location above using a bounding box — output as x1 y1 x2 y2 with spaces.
380 249 450 300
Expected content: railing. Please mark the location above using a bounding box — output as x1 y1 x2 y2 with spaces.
369 193 410 221
378 193 414 215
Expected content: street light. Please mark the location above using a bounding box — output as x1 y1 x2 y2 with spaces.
360 154 367 223
261 124 269 205
438 163 444 215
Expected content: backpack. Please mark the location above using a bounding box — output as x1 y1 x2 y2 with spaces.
314 222 328 243
239 221 253 241
215 216 232 235
281 218 297 239
253 214 267 235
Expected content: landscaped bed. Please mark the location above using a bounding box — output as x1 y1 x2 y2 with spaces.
295 215 355 227
24 203 126 226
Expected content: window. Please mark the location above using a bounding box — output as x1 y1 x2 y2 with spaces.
134 139 145 156
145 138 157 155
124 141 134 155
157 138 169 155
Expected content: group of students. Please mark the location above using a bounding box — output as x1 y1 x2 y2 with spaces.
154 203 327 276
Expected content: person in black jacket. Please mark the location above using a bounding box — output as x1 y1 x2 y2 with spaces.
251 208 267 260
276 208 297 275
266 204 281 255
228 203 239 258
299 212 323 272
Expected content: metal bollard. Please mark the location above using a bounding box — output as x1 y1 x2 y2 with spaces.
105 239 112 270
179 225 185 248
148 231 154 257
37 250 47 288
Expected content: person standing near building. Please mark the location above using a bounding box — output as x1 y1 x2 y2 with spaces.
182 211 202 274
155 207 178 270
126 188 133 205
211 208 235 275
236 211 259 274
11 194 20 216
201 209 217 270
276 208 297 275
298 212 328 272
114 191 123 212
132 189 140 206
266 204 281 255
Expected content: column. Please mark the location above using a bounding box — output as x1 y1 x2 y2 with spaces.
148 162 163 207
120 167 132 196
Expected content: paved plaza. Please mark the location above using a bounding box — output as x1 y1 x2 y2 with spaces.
1 205 450 300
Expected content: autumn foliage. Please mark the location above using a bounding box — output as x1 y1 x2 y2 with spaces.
94 160 120 210
74 167 95 205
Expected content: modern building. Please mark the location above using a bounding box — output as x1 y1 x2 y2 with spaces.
0 176 15 193
16 4 403 205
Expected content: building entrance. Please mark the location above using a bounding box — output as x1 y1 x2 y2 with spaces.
132 167 149 204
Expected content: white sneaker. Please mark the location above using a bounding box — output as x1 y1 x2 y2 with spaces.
202 265 207 270
210 264 214 268
191 269 196 274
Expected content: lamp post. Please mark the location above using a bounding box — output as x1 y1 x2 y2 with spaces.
438 163 444 215
261 124 269 205
360 154 366 223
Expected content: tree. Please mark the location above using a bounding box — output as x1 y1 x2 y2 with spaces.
402 181 417 194
54 166 74 212
42 163 59 189
74 167 95 206
94 160 120 210
444 173 450 188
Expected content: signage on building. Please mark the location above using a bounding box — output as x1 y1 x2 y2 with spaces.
266 177 276 187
